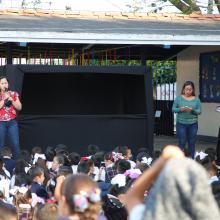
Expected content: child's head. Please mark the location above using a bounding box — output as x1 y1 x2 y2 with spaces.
91 152 104 168
87 144 99 156
197 154 218 176
30 167 45 184
32 146 42 157
108 184 127 197
68 152 81 166
104 152 114 167
59 174 101 220
136 151 150 164
0 200 17 220
14 188 32 208
33 203 58 220
55 144 69 156
124 148 133 160
52 155 64 171
36 158 47 169
77 159 94 176
19 150 32 164
57 166 73 177
0 147 12 158
0 157 4 170
116 159 131 174
102 194 127 220
45 146 56 162
114 146 128 157
14 159 27 175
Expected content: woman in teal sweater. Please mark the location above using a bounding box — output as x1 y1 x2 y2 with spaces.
172 81 201 158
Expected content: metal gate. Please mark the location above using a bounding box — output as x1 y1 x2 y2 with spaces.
151 63 176 136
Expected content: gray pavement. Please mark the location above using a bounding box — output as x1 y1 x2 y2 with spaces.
154 135 217 152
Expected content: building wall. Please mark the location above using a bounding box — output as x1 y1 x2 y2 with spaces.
177 46 220 137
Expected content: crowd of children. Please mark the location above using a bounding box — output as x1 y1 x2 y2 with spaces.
0 144 219 220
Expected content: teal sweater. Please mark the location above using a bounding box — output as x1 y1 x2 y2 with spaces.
172 96 201 124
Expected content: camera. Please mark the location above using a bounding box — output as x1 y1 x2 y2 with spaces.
4 99 12 107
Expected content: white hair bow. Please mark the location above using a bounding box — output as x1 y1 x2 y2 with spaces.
10 186 29 195
194 151 208 160
33 153 46 164
141 157 153 165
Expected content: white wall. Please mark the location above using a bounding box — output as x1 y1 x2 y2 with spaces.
177 46 220 137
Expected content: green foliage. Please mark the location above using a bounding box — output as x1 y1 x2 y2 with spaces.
147 60 176 85
83 58 176 86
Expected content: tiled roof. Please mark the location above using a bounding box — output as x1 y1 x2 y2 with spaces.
0 9 220 45
0 9 220 22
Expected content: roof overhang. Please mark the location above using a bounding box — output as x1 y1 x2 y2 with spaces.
1 31 220 45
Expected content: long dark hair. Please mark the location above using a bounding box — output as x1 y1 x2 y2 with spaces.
0 76 9 92
181 81 195 96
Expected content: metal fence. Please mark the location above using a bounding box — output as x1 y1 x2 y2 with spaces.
152 64 176 136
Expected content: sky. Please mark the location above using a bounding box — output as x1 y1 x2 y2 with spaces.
0 0 218 13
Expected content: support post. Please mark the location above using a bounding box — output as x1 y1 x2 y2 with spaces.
6 43 13 65
141 48 154 156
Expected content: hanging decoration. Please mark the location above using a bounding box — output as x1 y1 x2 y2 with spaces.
72 48 75 65
27 46 31 64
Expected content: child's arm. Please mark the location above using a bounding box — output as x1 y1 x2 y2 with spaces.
54 175 65 201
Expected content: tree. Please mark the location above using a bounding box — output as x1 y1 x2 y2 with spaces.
127 0 220 14
21 0 41 9
168 0 200 14
215 0 220 12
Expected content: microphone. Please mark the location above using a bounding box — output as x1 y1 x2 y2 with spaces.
3 88 12 107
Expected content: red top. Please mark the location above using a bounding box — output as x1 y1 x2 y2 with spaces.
0 91 19 121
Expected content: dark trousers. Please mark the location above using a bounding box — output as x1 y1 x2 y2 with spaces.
0 119 20 159
176 122 198 158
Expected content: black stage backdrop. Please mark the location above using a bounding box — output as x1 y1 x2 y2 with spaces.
1 65 153 155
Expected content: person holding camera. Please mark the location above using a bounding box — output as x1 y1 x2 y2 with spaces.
172 81 201 159
0 76 22 159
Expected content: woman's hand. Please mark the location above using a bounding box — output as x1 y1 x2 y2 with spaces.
180 106 192 112
3 92 10 100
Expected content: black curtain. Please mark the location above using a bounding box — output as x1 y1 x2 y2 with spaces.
4 65 153 154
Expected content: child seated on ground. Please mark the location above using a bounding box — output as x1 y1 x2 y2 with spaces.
68 152 81 174
114 146 136 169
111 159 131 187
0 147 15 177
30 167 49 200
12 187 32 220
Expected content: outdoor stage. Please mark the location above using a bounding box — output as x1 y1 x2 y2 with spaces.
1 65 154 154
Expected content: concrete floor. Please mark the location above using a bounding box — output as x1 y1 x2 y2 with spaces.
154 135 217 152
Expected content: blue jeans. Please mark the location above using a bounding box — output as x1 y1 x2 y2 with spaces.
176 122 198 158
0 119 20 159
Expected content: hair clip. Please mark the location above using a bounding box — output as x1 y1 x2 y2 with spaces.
88 188 101 203
80 156 91 161
72 194 89 212
72 188 101 213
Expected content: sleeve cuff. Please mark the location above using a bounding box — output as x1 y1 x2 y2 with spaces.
130 204 145 220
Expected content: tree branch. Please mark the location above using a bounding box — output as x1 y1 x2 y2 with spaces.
169 0 201 14
214 0 220 13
